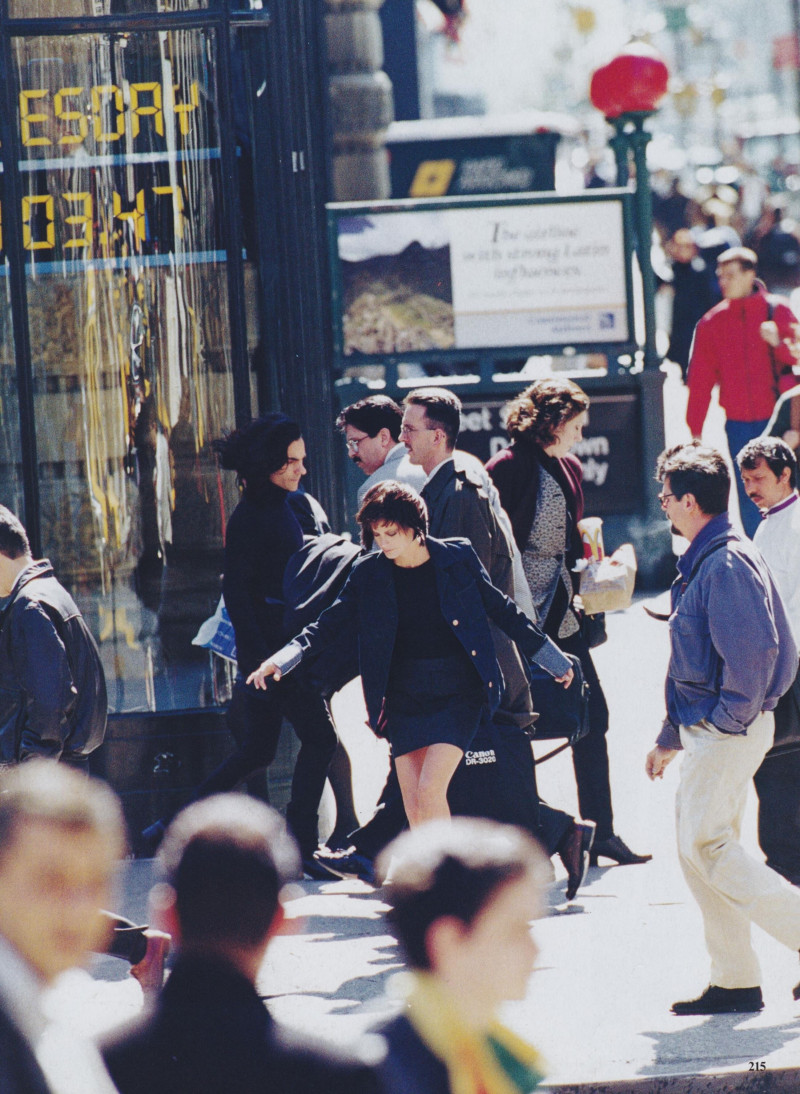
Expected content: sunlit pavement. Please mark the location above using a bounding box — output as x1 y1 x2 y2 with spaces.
58 365 800 1090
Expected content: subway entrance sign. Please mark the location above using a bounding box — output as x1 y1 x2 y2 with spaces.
327 189 670 582
457 384 643 516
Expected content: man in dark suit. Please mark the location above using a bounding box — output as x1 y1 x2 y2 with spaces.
102 794 383 1094
0 762 126 1094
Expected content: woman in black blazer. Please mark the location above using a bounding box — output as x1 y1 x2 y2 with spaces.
248 482 572 827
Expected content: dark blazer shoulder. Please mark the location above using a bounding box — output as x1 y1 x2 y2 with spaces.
0 1004 52 1094
378 1014 450 1094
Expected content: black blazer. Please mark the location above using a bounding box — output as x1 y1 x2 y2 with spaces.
102 953 382 1094
0 1004 52 1094
286 537 561 734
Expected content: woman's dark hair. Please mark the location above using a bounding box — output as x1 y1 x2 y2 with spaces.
377 818 547 970
214 413 301 490
505 379 590 447
356 481 429 550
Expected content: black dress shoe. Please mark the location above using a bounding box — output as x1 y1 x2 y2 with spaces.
557 820 596 901
314 848 376 885
589 834 652 866
301 854 342 881
671 985 763 1015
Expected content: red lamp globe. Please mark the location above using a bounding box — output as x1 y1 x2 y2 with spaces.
590 42 669 118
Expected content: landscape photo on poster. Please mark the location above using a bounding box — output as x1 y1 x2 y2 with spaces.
335 199 629 357
338 211 455 355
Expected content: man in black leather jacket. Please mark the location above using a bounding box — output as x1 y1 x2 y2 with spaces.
0 506 106 767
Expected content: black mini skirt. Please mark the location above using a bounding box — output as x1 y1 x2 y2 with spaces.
384 654 485 758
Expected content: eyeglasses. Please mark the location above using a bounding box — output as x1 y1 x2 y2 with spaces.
400 424 433 437
658 492 676 508
345 434 370 452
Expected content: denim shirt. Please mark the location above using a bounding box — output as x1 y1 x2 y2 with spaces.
657 513 798 750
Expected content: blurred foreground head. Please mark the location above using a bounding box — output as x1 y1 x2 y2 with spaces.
0 761 125 982
378 819 549 1014
156 795 301 958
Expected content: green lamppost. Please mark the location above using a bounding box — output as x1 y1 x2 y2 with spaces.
590 42 670 371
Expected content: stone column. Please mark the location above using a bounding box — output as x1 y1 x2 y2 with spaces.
325 0 395 200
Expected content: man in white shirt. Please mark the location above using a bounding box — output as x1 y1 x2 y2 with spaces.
0 762 125 1094
336 395 425 506
738 437 800 886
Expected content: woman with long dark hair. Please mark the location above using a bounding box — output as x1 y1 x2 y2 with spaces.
248 481 573 827
142 414 338 875
486 379 650 866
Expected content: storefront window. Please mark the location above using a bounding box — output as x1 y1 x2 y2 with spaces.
10 0 212 17
0 177 24 519
11 29 238 713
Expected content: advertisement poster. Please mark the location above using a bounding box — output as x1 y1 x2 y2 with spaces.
333 196 630 357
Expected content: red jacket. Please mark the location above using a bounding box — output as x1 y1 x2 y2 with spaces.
686 284 798 437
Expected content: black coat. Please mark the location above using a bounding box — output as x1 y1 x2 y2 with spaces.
288 537 559 734
0 1004 52 1094
0 560 107 764
102 954 383 1094
223 483 304 676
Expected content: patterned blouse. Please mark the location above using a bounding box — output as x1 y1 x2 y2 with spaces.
521 464 579 639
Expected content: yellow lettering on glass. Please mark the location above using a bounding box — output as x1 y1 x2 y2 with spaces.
22 195 54 250
19 90 51 147
55 88 88 145
92 85 125 143
63 192 93 250
173 81 199 136
130 82 164 138
113 189 145 242
153 185 184 238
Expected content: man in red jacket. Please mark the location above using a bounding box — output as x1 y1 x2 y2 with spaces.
686 247 799 536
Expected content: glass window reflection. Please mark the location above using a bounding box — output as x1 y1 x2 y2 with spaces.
12 30 238 713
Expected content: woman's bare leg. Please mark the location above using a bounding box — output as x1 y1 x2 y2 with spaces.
395 744 463 827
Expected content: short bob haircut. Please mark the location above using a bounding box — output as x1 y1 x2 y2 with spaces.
158 794 300 950
737 436 798 490
504 378 590 448
214 413 302 489
656 441 730 516
377 817 548 971
356 480 429 551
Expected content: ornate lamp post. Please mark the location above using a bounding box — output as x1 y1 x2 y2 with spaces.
590 43 669 371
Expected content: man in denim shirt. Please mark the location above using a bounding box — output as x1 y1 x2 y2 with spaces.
646 442 800 1015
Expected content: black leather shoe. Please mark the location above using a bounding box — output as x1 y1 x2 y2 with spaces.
558 821 596 901
314 848 376 885
671 985 763 1016
589 834 652 867
301 854 342 881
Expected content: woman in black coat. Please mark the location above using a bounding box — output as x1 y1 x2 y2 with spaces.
486 379 650 867
142 414 338 874
248 482 573 827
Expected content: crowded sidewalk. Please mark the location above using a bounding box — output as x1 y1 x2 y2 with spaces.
61 593 800 1091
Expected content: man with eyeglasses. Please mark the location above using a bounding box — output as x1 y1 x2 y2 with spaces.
646 441 800 1016
336 395 425 506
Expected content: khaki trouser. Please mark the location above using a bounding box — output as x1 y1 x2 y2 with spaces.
677 711 800 988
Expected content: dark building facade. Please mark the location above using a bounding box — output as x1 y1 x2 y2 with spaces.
0 0 339 832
